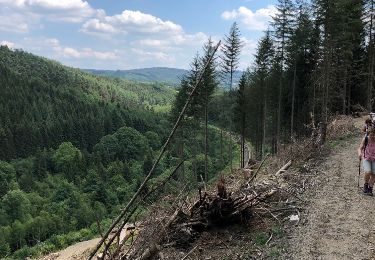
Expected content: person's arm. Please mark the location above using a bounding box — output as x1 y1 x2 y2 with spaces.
358 138 365 160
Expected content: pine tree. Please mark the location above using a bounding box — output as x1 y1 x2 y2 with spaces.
255 31 275 157
220 22 243 171
271 0 296 150
200 38 219 181
235 73 247 167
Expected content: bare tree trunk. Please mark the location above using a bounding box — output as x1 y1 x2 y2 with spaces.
181 126 185 182
205 92 208 182
342 66 348 115
220 129 223 168
262 79 267 157
277 69 283 153
241 110 245 168
277 38 285 153
291 62 297 140
368 0 374 111
229 71 233 172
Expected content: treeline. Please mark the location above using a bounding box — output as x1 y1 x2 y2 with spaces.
0 46 176 160
232 0 374 158
170 0 375 164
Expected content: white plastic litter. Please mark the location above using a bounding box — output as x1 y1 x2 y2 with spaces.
289 214 299 221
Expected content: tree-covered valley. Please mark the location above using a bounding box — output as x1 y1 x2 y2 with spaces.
1 0 375 258
0 46 234 259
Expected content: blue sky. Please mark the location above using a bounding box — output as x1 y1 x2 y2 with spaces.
0 0 277 70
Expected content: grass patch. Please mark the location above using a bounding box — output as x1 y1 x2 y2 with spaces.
268 247 281 258
254 232 269 246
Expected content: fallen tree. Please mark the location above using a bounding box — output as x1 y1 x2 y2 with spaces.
122 177 276 260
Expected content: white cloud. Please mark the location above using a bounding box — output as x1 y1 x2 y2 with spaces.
0 13 29 32
62 47 81 58
81 9 210 67
81 18 117 37
59 47 118 60
19 36 118 61
0 40 15 48
138 39 166 47
222 10 238 20
82 10 183 36
221 5 277 31
131 48 174 63
0 0 98 25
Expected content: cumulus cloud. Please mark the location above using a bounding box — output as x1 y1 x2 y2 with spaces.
20 36 118 61
82 19 117 35
0 0 98 25
82 10 183 36
81 9 210 65
221 5 277 31
0 13 29 32
0 40 15 48
59 47 118 60
131 48 173 63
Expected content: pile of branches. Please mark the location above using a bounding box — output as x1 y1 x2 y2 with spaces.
124 178 276 260
186 179 276 229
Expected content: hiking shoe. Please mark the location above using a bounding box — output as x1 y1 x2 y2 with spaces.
368 187 373 196
364 183 369 194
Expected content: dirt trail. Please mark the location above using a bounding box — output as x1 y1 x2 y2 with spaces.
284 119 375 260
38 227 133 260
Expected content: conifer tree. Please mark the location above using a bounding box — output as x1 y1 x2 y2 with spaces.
254 31 274 157
220 22 243 171
200 38 219 181
271 0 295 150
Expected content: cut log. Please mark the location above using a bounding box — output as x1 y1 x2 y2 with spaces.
276 160 292 175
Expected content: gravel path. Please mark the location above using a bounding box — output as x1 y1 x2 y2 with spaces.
284 120 375 260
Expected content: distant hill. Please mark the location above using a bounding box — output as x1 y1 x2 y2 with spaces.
0 46 175 159
85 67 244 89
84 67 188 86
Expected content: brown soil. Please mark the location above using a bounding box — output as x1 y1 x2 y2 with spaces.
282 117 375 260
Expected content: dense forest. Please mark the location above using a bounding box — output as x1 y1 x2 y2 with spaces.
84 67 188 86
0 46 232 258
1 0 375 258
230 0 374 159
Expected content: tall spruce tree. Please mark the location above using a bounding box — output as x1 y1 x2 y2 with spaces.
235 73 247 168
271 0 295 150
200 38 219 181
220 22 243 171
255 31 275 157
365 0 375 110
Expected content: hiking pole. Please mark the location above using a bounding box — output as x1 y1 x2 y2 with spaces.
358 159 361 188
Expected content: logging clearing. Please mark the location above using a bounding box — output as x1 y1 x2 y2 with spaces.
76 115 362 259
38 115 375 260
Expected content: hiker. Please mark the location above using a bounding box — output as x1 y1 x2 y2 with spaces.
371 112 375 124
362 118 372 135
358 126 375 196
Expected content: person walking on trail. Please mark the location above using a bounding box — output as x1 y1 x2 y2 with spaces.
358 126 375 196
362 118 372 136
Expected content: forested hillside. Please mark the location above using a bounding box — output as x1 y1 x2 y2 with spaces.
2 0 375 258
0 46 233 259
0 46 176 160
84 67 188 86
85 67 243 89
